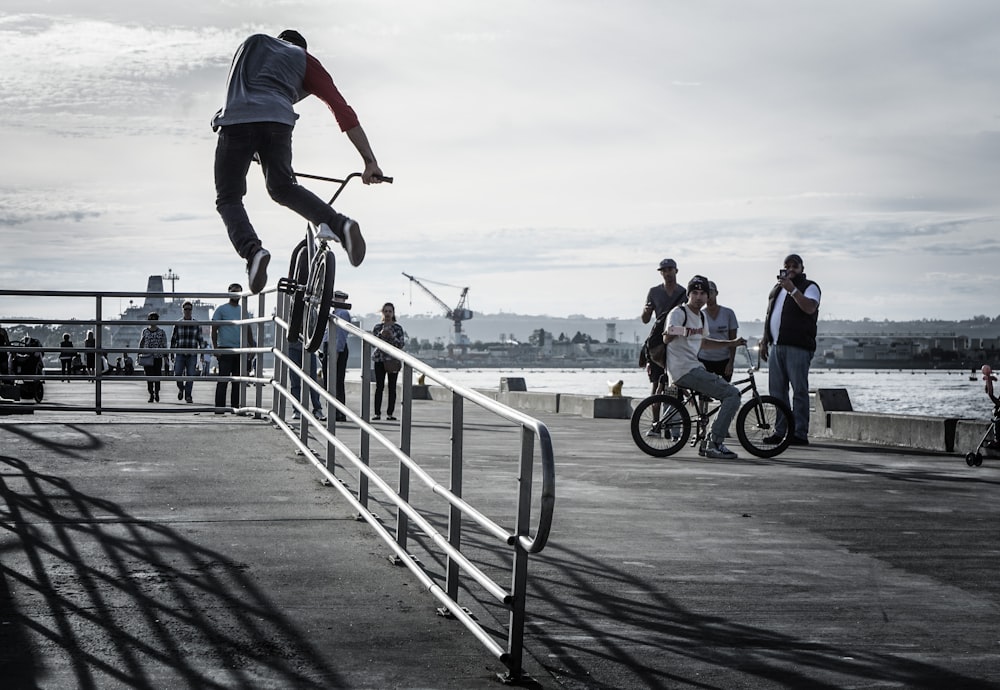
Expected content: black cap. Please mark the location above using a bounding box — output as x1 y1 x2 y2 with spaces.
687 275 710 293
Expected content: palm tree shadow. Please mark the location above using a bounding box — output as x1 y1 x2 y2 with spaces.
0 454 342 689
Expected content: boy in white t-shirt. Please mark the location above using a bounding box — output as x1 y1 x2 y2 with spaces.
663 275 746 459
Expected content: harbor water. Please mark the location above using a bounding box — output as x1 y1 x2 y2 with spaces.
348 366 995 422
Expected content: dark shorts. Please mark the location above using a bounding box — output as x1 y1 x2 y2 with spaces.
699 357 731 382
647 361 664 384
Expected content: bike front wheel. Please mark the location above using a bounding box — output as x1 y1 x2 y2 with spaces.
286 239 308 343
736 394 793 458
630 394 691 457
301 248 335 353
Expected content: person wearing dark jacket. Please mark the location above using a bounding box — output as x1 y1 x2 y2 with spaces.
212 30 385 293
759 253 821 445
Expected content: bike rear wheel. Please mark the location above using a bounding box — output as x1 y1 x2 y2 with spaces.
736 394 793 458
286 239 308 343
301 248 335 353
630 394 691 457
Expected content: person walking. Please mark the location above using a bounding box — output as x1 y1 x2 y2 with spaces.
138 313 167 402
371 302 404 421
212 282 256 414
699 281 740 382
329 290 351 422
212 29 385 293
58 333 75 381
760 253 821 446
171 301 207 403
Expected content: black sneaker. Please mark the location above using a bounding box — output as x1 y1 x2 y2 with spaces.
762 433 783 445
247 248 271 294
326 218 366 267
787 436 810 446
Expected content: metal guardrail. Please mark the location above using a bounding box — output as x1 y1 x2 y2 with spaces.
267 289 555 682
0 287 271 415
1 284 556 682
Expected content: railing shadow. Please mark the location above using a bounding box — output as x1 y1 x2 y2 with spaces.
516 542 996 689
0 454 341 689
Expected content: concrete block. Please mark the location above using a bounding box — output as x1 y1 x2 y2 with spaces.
955 419 994 455
559 394 633 419
499 391 558 413
500 377 527 392
827 412 960 452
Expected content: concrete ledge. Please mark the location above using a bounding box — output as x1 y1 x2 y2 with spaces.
498 391 559 414
955 419 994 455
824 411 960 452
559 394 633 419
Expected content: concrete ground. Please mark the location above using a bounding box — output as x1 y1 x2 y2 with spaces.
1 379 999 689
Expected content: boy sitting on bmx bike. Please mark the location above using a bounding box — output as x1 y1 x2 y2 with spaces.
662 275 747 459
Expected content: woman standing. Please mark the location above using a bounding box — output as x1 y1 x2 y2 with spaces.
138 313 167 402
84 330 96 377
59 333 75 381
371 302 405 421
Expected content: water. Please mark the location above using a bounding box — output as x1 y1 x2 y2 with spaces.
348 366 994 421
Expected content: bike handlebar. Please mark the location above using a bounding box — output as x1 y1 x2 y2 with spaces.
292 171 392 205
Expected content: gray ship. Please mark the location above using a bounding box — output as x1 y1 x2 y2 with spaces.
109 272 214 350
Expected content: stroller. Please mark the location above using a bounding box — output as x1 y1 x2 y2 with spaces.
965 364 999 467
0 337 45 403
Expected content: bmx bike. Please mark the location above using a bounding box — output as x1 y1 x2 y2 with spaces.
630 346 794 458
278 171 392 352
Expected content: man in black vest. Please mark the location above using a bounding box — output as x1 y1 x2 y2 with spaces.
760 253 821 445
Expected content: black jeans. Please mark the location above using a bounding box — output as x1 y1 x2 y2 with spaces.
335 346 348 408
215 354 241 410
374 360 398 416
144 359 162 394
214 122 346 260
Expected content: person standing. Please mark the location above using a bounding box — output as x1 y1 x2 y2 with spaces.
212 282 256 414
171 301 206 403
640 258 687 395
84 330 96 378
330 290 351 422
663 276 746 459
0 323 9 378
371 302 404 421
59 333 75 381
760 253 821 446
212 29 385 293
138 313 167 402
699 281 740 382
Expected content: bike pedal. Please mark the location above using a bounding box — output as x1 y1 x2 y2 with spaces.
332 300 352 310
277 277 303 295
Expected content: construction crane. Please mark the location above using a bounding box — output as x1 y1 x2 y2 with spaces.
401 272 473 343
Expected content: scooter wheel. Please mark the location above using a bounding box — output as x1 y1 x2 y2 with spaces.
974 453 984 467
966 452 978 467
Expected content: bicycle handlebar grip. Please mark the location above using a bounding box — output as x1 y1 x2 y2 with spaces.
375 175 393 184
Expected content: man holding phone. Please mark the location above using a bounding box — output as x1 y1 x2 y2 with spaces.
759 253 821 445
663 275 746 459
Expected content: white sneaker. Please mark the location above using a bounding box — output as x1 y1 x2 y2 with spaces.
313 410 326 421
645 427 661 438
247 248 271 294
704 442 738 459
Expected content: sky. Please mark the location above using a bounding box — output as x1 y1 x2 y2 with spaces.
2 0 1000 326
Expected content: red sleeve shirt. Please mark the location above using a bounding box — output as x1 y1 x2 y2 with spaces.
302 52 360 132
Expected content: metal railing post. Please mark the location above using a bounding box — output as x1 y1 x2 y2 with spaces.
395 363 412 553
359 339 372 508
505 428 536 682
95 296 103 415
446 393 464 601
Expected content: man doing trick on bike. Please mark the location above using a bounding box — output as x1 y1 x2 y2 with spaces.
212 29 384 293
663 275 746 459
